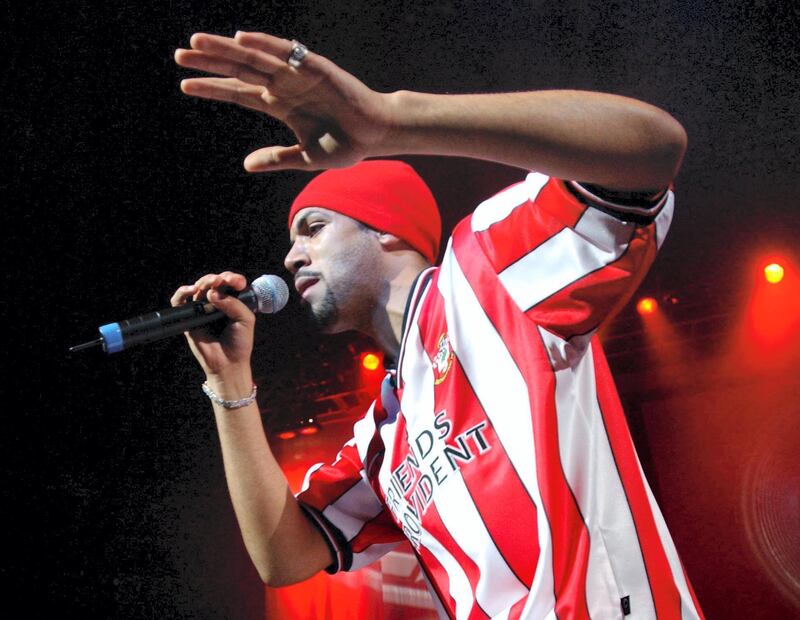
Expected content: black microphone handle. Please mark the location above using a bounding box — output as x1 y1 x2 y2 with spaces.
101 289 260 352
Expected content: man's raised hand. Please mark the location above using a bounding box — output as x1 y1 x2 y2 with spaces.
174 32 395 172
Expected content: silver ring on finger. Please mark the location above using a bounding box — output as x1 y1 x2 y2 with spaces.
287 40 309 68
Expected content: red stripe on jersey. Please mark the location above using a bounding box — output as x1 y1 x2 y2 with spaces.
591 344 683 619
508 594 528 620
415 281 539 587
452 220 591 619
386 410 489 619
526 225 658 339
416 544 457 620
439 360 539 588
475 178 586 274
387 408 410 474
423 502 492 620
298 443 367 512
349 509 405 554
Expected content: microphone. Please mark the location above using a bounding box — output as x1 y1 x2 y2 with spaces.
69 274 290 354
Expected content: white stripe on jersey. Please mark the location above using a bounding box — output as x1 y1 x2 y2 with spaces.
378 279 430 508
321 477 386 541
396 277 529 617
498 220 631 313
318 401 404 567
377 289 429 524
378 295 459 609
438 243 557 619
421 526 475 620
397 267 436 388
350 541 401 571
517 598 559 620
539 327 658 619
471 174 548 232
353 401 378 462
574 206 636 253
434 468 529 616
540 328 597 370
654 193 675 250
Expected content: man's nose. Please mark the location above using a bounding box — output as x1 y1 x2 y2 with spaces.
284 239 309 273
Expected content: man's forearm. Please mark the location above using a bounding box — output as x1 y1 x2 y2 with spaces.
379 89 687 192
208 372 333 586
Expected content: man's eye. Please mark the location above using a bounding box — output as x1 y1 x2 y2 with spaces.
308 223 324 236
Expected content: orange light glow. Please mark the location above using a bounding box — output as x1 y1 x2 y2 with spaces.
764 263 785 284
735 255 800 358
362 353 381 371
276 431 297 440
637 297 658 315
299 426 319 436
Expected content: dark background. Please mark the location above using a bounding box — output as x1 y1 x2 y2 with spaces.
4 1 799 618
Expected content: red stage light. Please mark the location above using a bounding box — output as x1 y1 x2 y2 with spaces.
637 297 658 315
276 431 297 441
361 352 381 371
740 255 800 354
764 263 784 284
299 426 319 436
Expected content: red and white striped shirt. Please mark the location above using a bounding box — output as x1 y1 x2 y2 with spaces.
298 173 704 619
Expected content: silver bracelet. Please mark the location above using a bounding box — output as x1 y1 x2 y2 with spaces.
202 381 257 409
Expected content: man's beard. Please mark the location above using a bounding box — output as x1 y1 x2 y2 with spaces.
303 285 339 331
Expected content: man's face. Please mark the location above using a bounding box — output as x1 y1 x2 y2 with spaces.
285 207 383 333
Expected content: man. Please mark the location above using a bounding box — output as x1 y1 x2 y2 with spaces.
171 31 703 619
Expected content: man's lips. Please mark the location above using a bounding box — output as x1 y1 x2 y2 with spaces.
294 275 320 297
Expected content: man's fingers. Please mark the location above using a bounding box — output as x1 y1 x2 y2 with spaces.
235 32 325 82
206 288 255 321
191 273 224 300
186 272 253 321
175 49 271 87
189 32 287 75
179 77 269 112
192 272 248 296
234 31 294 59
244 145 312 172
244 131 351 172
171 285 197 307
217 271 248 291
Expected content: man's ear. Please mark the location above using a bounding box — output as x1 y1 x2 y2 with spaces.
376 231 412 252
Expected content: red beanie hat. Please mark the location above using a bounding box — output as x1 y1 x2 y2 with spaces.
288 160 441 264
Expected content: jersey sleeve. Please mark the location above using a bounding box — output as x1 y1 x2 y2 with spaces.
296 400 405 573
465 172 674 343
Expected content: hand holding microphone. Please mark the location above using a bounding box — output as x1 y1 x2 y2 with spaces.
70 273 289 377
172 272 287 379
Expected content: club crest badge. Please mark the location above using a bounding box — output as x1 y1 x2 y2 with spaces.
433 332 454 385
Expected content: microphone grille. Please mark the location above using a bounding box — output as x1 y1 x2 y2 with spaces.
251 275 290 314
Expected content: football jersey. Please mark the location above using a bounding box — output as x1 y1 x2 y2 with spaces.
297 173 704 619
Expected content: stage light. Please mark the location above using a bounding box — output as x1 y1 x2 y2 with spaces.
740 255 800 354
361 352 381 371
764 263 784 284
275 418 321 440
637 297 658 315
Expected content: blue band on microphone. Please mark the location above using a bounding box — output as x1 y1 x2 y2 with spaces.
99 322 124 353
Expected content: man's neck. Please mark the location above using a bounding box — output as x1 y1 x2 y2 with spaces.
368 264 429 365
